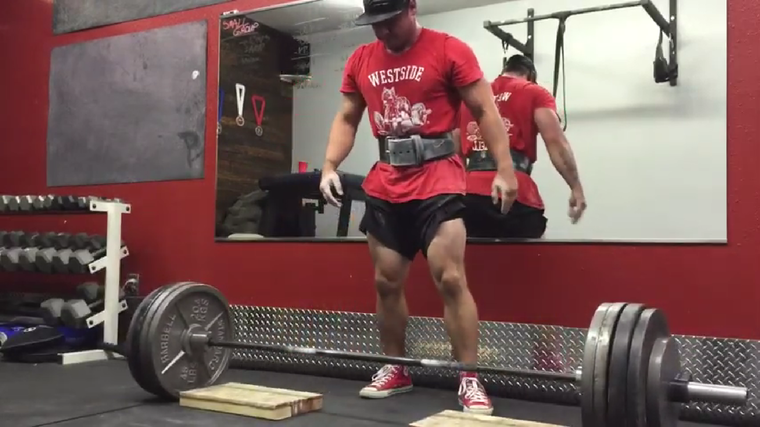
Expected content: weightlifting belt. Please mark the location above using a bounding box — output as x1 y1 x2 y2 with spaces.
378 133 456 167
467 149 533 175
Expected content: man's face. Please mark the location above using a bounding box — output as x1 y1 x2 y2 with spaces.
371 11 412 51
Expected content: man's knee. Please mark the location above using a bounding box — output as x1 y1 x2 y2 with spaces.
434 266 466 300
375 272 405 298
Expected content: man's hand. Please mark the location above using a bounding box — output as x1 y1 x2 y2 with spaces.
319 170 343 207
568 187 587 224
491 169 518 214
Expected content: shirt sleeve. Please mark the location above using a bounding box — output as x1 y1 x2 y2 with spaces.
340 46 364 94
530 85 557 111
444 36 484 88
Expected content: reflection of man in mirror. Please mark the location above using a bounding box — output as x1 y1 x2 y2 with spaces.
318 0 520 416
458 54 587 239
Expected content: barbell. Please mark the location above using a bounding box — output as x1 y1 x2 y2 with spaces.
119 282 748 427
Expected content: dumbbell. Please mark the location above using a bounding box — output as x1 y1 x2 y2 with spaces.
0 232 40 271
55 195 79 210
69 241 125 274
40 195 58 210
0 230 25 247
18 195 45 211
76 281 102 302
40 298 65 325
77 196 102 210
53 232 91 251
34 233 79 273
0 196 20 212
0 231 7 260
52 235 104 273
33 196 48 210
17 232 60 272
61 288 126 328
0 231 34 271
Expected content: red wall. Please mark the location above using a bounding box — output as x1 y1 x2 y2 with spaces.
0 1 756 339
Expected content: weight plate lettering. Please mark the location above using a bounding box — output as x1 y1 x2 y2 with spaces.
606 303 645 427
581 303 611 427
139 282 210 398
627 308 670 427
136 283 194 397
143 282 234 400
647 337 681 427
126 284 182 395
592 303 626 427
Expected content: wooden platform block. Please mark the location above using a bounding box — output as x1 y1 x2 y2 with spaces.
179 382 323 421
410 410 567 427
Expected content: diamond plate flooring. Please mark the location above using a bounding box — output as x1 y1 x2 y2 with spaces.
0 359 720 426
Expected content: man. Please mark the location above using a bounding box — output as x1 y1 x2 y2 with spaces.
318 0 518 415
458 54 586 238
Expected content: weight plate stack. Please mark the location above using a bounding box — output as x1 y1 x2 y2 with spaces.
581 303 611 427
607 303 646 427
140 282 234 400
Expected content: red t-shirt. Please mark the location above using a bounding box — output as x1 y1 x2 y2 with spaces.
459 76 557 209
340 28 484 203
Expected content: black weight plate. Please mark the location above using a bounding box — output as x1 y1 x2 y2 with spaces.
627 308 670 427
606 303 645 427
592 302 626 427
647 337 681 427
137 282 195 398
128 284 190 396
126 285 174 395
129 282 193 397
142 282 234 400
581 303 612 427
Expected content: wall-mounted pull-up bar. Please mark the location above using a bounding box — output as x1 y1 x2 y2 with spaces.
483 0 678 86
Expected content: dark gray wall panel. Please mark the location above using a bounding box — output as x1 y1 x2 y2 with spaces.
47 21 208 187
52 0 232 34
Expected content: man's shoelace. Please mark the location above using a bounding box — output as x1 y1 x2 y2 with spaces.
460 377 490 404
370 365 398 386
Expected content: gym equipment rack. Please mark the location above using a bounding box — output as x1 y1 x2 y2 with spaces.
0 196 131 365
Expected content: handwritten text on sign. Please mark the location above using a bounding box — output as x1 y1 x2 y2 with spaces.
223 19 260 37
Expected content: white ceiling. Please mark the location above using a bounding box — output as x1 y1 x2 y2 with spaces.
243 0 512 36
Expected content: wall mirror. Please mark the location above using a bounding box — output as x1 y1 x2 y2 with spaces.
214 0 727 244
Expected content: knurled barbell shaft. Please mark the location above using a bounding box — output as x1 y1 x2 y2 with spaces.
208 339 577 382
207 338 749 407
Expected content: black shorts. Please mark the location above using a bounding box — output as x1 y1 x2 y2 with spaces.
463 194 547 239
359 194 466 260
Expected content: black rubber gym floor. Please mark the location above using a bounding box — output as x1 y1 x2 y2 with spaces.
0 359 717 427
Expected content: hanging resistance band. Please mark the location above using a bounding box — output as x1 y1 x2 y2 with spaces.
501 38 515 75
552 15 569 131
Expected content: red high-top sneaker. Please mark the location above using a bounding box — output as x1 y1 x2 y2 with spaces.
458 375 493 415
359 364 413 398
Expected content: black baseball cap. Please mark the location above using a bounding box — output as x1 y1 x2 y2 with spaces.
355 0 410 26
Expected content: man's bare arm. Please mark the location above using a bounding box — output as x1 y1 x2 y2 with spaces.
322 92 367 173
451 128 460 144
534 108 582 190
451 128 465 160
457 79 514 173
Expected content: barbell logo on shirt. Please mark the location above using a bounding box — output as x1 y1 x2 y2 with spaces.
373 87 432 136
467 118 514 151
368 66 425 87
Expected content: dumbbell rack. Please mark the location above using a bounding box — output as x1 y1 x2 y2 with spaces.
1 197 131 365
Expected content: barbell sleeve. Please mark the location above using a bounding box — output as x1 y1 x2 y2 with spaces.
209 339 577 382
682 382 748 406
